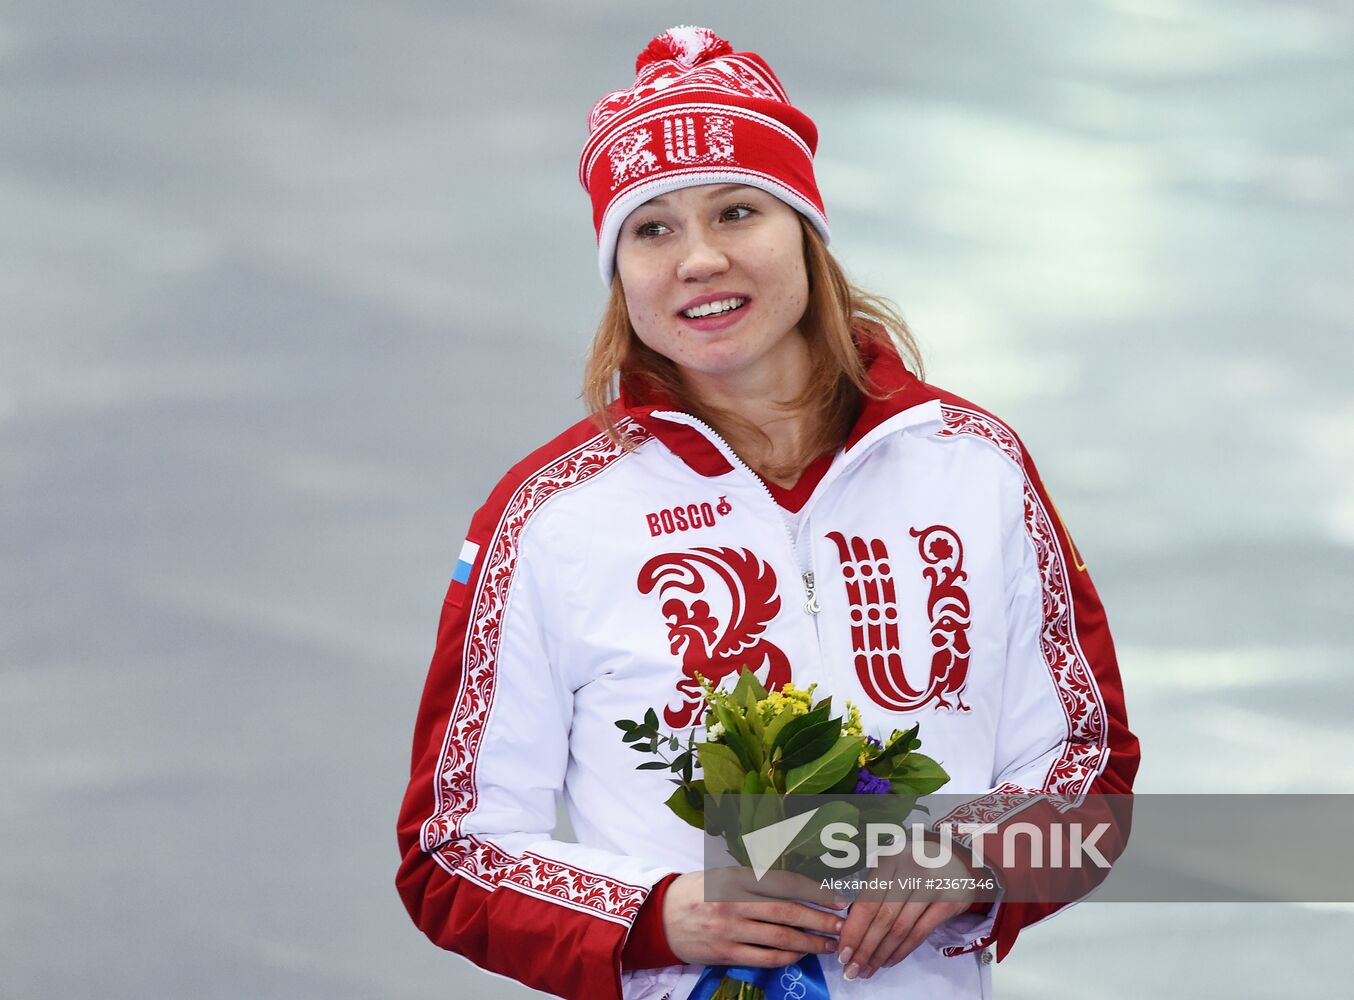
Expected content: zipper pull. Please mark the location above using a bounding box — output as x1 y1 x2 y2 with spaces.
802 571 820 615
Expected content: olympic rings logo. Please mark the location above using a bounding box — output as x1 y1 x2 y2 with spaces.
779 965 807 999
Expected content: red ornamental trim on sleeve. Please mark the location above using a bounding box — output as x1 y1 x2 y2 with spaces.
431 835 518 891
503 853 649 923
419 420 652 921
938 785 1046 836
431 839 649 926
936 406 1108 804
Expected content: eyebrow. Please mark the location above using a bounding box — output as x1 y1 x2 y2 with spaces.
642 184 753 208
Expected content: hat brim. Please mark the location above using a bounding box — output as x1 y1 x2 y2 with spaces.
597 169 831 287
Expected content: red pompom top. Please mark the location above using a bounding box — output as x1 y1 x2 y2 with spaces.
636 25 734 71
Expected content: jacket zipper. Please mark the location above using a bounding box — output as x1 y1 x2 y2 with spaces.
650 410 822 623
802 570 820 615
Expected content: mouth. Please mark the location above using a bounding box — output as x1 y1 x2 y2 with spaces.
679 296 748 320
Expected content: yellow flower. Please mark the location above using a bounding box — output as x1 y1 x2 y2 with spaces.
760 684 809 721
844 702 863 737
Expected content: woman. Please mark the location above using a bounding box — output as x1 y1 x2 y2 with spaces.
396 26 1138 999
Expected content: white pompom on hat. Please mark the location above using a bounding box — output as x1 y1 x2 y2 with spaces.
579 26 830 286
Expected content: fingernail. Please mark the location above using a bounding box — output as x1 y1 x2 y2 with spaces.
833 919 844 934
825 939 837 952
844 963 860 981
838 947 853 967
833 897 849 909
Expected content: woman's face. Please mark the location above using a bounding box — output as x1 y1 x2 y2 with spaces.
615 184 810 390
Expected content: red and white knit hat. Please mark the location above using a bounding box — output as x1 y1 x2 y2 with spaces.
579 25 830 286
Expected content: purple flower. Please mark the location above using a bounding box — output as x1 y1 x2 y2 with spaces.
853 768 891 795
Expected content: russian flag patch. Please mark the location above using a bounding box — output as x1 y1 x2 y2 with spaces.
447 538 480 607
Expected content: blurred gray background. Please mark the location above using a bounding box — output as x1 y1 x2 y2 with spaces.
3 0 1352 997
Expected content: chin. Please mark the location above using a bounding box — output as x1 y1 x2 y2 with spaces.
679 353 754 378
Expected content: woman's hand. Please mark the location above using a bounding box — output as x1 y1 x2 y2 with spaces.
835 848 979 980
662 869 846 968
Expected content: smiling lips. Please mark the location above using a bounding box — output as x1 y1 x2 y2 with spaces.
681 295 747 319
677 294 750 330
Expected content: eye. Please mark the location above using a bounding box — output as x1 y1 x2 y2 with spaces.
721 202 756 222
631 218 670 239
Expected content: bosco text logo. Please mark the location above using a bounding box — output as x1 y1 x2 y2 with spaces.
646 496 733 537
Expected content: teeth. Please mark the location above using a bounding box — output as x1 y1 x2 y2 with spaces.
683 297 746 319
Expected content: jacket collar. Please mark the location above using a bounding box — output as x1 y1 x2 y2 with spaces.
620 333 942 480
619 375 736 477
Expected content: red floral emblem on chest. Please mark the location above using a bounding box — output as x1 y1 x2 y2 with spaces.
637 547 792 728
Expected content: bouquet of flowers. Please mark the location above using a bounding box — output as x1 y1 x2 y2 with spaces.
616 668 949 999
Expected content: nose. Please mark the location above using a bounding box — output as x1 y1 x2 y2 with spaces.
676 228 728 282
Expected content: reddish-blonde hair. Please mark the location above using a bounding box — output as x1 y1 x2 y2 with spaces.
582 216 924 481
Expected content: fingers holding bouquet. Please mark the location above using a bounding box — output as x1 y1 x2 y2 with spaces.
662 868 847 968
835 846 979 980
617 668 958 997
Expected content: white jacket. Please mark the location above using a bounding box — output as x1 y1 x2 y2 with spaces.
396 338 1139 999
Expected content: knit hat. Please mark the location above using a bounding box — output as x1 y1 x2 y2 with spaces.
579 25 830 286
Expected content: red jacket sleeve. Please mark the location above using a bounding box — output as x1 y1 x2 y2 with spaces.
395 442 678 999
928 406 1141 961
621 872 684 970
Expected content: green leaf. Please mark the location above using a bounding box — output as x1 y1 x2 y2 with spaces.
769 704 830 757
827 764 863 794
780 799 859 860
886 753 950 795
669 735 679 751
644 707 658 730
699 782 726 838
779 719 842 769
882 793 919 821
761 707 795 748
637 760 669 770
735 771 769 864
868 752 904 777
744 693 766 751
732 667 769 705
697 741 747 795
750 792 783 857
664 785 705 829
784 734 866 794
877 723 921 764
767 750 785 794
713 701 758 772
621 728 645 743
615 719 636 732
811 696 833 715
